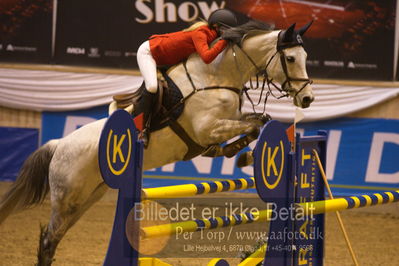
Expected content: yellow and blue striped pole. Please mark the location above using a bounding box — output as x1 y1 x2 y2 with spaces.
140 209 271 239
238 244 267 266
299 190 399 215
142 177 255 199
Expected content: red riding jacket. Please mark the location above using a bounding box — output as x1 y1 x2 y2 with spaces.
149 26 227 66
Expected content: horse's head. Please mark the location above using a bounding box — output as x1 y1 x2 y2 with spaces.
267 22 314 108
228 21 314 108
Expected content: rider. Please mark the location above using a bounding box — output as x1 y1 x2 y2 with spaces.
135 8 238 146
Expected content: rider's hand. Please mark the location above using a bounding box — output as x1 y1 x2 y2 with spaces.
221 31 241 45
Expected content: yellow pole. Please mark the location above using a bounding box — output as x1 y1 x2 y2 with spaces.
298 190 399 214
140 209 272 239
312 149 359 266
142 177 255 199
238 244 267 266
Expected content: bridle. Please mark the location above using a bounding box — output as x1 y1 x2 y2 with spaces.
232 30 313 113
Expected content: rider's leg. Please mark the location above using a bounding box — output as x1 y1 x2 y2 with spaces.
137 40 158 93
136 40 158 146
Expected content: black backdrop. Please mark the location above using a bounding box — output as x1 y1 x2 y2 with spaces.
0 0 397 81
0 0 53 63
55 0 228 68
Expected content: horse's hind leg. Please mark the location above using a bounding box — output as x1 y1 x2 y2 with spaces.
37 182 108 266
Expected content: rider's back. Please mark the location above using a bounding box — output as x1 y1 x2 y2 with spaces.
149 26 226 66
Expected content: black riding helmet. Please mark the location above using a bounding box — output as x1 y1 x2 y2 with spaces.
207 9 238 28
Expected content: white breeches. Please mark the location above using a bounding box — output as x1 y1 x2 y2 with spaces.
137 40 158 93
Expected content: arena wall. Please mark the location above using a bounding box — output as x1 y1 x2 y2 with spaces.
350 95 399 119
0 106 41 128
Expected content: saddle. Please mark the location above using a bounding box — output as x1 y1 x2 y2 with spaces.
113 69 184 132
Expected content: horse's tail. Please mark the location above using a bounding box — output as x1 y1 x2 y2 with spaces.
0 139 58 225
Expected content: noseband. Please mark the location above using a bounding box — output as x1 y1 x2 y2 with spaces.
263 49 313 99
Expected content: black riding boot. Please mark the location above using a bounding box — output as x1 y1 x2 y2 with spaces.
135 89 157 147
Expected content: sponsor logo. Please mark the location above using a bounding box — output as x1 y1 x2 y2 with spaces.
104 50 122 57
66 47 85 55
106 129 132 176
347 61 377 69
260 141 285 190
6 44 37 52
88 47 100 58
323 60 344 67
306 60 320 67
125 51 137 57
296 35 303 43
347 61 355 68
135 0 226 23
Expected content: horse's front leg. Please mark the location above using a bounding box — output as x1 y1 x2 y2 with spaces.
199 115 270 166
241 112 272 126
206 119 259 144
198 119 259 158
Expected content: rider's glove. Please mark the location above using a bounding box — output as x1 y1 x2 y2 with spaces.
221 31 241 45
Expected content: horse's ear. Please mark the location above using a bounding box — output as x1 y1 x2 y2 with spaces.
297 21 313 36
282 23 296 42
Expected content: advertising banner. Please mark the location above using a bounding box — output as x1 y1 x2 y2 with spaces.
0 0 53 64
55 0 227 68
299 117 399 195
41 105 399 195
0 127 39 181
230 0 397 81
1 0 397 81
147 117 399 196
41 105 109 145
55 0 397 79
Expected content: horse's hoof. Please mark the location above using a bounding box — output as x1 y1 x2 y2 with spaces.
261 113 272 124
236 151 253 168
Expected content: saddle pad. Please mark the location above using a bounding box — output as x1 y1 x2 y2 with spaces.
150 70 184 131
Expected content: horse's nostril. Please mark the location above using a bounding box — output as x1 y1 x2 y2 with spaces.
303 96 313 104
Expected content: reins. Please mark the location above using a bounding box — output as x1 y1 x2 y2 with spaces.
183 61 242 96
231 33 313 115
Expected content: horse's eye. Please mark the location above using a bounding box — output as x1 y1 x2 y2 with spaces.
286 56 295 63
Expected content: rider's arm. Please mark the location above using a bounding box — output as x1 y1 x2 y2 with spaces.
192 28 227 64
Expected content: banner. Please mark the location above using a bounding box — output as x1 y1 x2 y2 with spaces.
299 117 399 195
0 127 39 181
40 105 399 195
396 0 399 80
55 0 227 68
3 0 396 80
230 0 397 81
41 105 108 145
148 117 399 195
0 0 53 63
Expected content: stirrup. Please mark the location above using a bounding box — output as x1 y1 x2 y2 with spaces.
141 114 152 148
141 129 150 148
